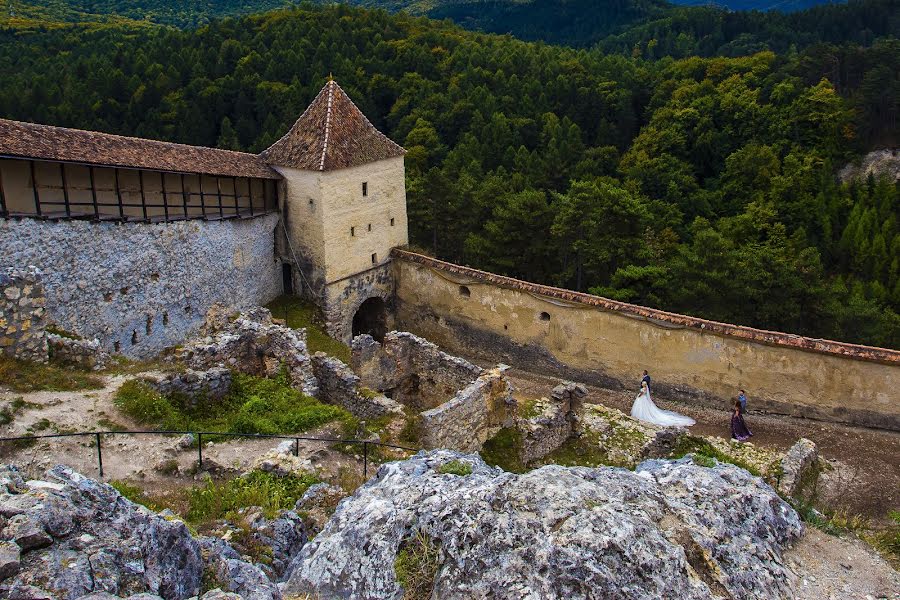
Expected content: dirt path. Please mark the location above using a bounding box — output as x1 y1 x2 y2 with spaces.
503 367 900 524
787 528 899 599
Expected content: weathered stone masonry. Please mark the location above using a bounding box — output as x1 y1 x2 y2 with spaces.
0 266 47 362
392 249 900 431
0 215 283 359
352 331 516 451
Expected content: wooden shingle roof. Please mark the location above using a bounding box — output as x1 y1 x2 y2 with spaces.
0 118 280 179
261 80 405 171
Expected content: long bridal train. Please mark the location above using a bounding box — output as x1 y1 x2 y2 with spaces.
631 381 696 427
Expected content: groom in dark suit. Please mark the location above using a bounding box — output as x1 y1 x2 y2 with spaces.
641 370 651 391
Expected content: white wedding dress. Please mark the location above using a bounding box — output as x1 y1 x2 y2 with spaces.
630 382 695 427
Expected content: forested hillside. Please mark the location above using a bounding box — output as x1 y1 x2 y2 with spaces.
6 0 898 57
0 5 898 347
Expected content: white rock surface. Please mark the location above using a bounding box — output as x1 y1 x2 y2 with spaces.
284 450 804 599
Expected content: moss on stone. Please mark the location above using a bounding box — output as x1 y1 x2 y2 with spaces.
480 427 525 473
436 459 472 476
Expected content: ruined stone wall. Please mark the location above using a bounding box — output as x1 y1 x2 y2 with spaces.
393 251 900 431
419 366 517 453
352 331 484 410
0 215 283 359
0 266 47 362
310 352 403 420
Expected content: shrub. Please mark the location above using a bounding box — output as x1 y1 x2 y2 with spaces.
113 372 351 439
437 460 472 476
670 435 760 475
185 470 319 523
110 479 167 512
395 530 441 600
113 380 184 429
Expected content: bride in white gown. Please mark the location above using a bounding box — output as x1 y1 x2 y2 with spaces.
631 381 695 427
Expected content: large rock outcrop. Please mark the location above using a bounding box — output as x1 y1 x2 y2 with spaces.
0 465 294 600
0 465 203 599
284 450 803 600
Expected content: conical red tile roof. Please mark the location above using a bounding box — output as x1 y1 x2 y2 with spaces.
261 80 405 171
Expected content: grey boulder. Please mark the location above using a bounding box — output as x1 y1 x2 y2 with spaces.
284 450 803 600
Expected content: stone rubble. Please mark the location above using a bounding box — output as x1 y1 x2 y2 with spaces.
177 307 318 397
47 333 110 370
285 450 804 600
144 368 233 404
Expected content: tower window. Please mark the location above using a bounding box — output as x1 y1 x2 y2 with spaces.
390 218 395 226
371 253 377 264
351 226 355 237
367 223 372 232
362 182 368 197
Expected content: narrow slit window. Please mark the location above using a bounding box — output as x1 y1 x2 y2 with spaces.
390 218 395 226
351 226 355 237
367 223 372 231
362 182 368 197
371 253 377 264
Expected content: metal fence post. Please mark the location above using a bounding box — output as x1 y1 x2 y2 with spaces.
294 438 299 457
95 433 103 478
197 432 203 470
363 441 368 479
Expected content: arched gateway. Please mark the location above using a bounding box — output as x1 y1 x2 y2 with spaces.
352 297 388 342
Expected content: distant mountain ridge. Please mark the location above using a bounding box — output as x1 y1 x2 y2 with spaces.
669 0 846 11
2 0 894 56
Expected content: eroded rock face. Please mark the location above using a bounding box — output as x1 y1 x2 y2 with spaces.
284 450 803 600
0 466 203 599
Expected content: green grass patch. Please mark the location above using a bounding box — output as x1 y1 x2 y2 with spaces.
395 530 441 600
479 427 525 473
186 470 319 523
436 459 472 476
266 295 350 363
544 432 632 469
670 435 760 476
110 479 168 512
869 510 900 568
0 355 103 393
113 369 352 440
518 398 543 420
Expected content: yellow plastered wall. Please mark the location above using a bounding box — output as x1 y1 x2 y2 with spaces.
394 258 900 430
317 156 408 283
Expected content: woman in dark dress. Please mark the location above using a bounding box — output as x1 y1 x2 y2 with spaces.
730 399 753 442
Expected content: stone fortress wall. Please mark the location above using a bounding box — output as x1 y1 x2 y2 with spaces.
0 215 283 358
391 249 900 431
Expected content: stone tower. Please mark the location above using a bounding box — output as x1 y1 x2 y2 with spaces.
262 80 408 342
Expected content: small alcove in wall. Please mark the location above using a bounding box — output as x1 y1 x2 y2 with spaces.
459 285 471 297
539 311 551 322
